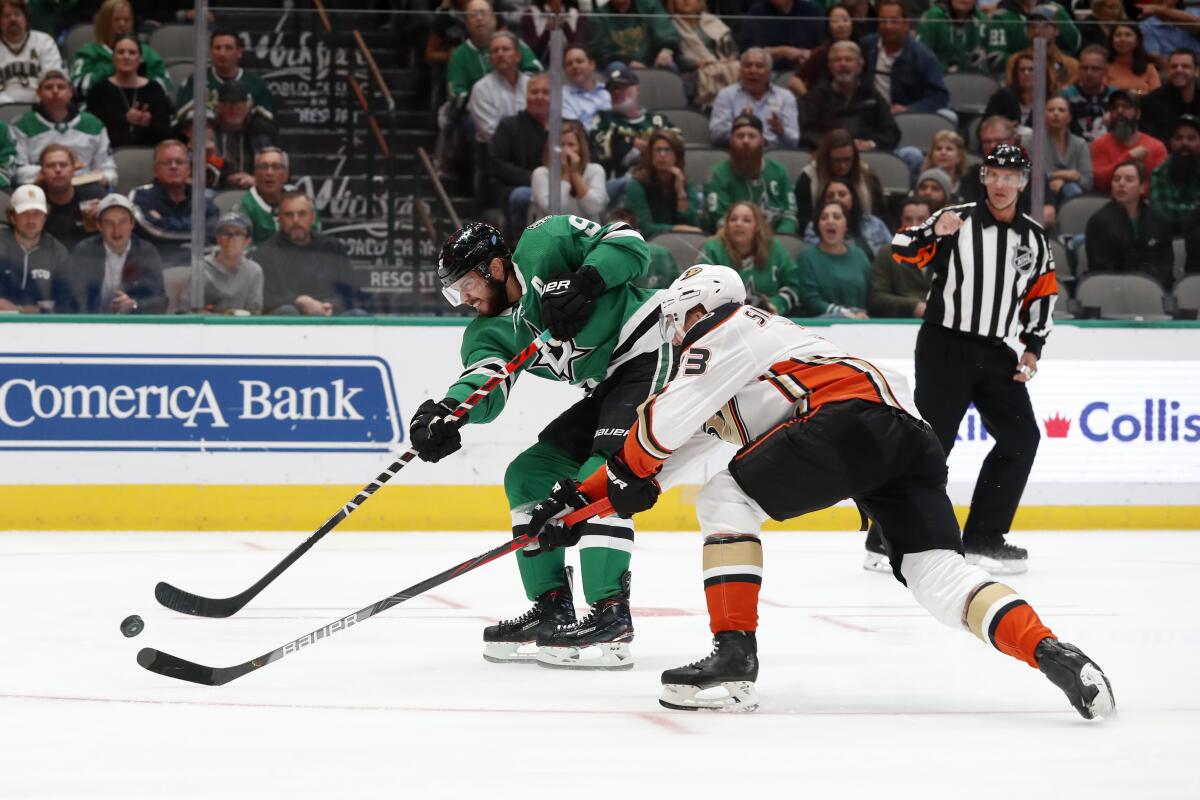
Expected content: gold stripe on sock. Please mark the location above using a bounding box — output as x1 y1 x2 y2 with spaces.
703 540 764 571
966 582 1017 641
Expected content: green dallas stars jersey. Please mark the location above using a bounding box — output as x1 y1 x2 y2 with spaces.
444 215 667 424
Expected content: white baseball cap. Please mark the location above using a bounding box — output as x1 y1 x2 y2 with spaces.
11 184 47 214
97 192 136 219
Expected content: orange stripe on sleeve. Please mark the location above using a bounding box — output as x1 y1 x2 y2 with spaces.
621 419 667 478
577 464 608 503
1023 271 1059 308
892 242 938 270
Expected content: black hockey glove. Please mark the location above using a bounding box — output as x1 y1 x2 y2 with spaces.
539 266 606 342
523 479 592 556
409 398 463 463
606 455 661 518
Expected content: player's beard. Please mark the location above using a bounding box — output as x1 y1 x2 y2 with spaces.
475 275 512 318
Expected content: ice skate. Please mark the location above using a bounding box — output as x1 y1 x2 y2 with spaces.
1035 638 1115 720
862 525 891 574
536 573 634 670
482 567 575 664
660 631 759 712
964 535 1028 575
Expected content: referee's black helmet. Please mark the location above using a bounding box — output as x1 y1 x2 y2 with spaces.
983 143 1031 172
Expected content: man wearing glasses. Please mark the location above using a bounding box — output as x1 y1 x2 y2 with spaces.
237 146 318 245
887 144 1057 576
202 212 262 314
129 139 219 265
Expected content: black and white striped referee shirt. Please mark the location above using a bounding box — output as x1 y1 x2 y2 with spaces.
890 202 1058 357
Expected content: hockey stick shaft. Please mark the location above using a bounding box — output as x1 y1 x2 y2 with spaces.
137 497 618 686
155 330 557 618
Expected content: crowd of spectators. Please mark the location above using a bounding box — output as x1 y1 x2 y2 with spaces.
4 0 1200 319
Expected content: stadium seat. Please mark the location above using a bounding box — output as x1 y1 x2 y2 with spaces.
1174 274 1200 315
1075 272 1171 320
651 231 709 268
895 113 956 153
943 73 1000 116
633 69 687 110
64 23 93 61
1053 276 1073 319
166 61 195 93
0 190 9 227
860 151 912 196
666 109 711 146
162 266 191 314
683 147 727 187
113 147 156 195
0 103 30 123
1049 238 1070 277
1173 238 1187 281
149 24 196 62
776 233 807 260
1057 194 1109 237
770 149 812 178
215 190 244 216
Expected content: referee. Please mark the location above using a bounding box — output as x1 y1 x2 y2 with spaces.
885 144 1058 575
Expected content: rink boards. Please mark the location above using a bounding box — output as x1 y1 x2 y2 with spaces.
0 317 1196 530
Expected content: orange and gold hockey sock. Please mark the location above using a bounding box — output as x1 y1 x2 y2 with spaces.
702 534 762 633
965 582 1056 668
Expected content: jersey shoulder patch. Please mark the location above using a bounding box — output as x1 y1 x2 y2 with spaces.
680 302 742 349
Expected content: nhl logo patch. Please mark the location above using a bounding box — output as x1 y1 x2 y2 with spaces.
1013 245 1035 273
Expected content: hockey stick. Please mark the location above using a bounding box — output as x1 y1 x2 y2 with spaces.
154 330 559 618
138 497 615 686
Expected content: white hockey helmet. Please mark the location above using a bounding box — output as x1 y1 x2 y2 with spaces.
659 264 747 345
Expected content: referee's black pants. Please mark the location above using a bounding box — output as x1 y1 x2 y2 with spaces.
913 323 1040 545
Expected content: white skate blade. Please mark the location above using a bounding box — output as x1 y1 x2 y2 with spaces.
862 551 891 573
536 642 634 670
482 641 540 664
964 552 1028 575
1080 664 1117 720
660 681 759 712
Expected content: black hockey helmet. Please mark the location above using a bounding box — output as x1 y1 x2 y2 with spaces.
983 143 1031 172
437 222 511 306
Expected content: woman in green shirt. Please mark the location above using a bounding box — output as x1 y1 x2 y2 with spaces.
795 200 872 318
622 129 704 237
701 201 801 314
70 0 172 97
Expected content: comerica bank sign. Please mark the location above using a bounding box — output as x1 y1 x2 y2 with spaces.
0 355 403 451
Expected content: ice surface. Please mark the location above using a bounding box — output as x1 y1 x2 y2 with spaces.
2 530 1196 798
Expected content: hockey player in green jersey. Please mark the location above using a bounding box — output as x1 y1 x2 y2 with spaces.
409 216 672 669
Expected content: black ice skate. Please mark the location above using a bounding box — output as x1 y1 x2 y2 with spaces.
482 567 575 664
1035 638 1115 720
862 524 890 574
964 535 1028 575
536 572 634 670
660 631 759 712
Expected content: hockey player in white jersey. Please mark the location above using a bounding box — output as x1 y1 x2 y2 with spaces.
526 265 1115 719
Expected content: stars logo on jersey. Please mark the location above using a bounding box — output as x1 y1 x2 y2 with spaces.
524 320 593 382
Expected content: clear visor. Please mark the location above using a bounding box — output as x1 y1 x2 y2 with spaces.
980 166 1029 188
441 269 487 308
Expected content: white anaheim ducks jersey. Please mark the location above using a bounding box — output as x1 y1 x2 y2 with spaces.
617 303 919 481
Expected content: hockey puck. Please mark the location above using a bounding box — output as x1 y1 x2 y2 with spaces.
120 614 144 638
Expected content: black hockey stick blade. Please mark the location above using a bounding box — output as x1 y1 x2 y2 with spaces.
136 646 251 686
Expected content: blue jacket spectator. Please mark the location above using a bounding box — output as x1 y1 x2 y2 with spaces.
129 140 220 266
709 49 800 150
859 2 949 115
738 0 824 71
67 194 166 314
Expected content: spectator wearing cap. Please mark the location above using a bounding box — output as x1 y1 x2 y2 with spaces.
738 0 824 73
68 193 165 314
915 167 956 211
84 33 174 149
447 0 541 104
704 113 799 234
39 144 105 250
560 45 610 130
1089 89 1168 193
709 48 800 150
0 184 70 313
587 0 680 71
210 80 279 189
589 65 678 203
255 190 365 316
129 139 220 266
1105 23 1160 94
1140 49 1200 143
798 41 901 151
1085 159 1175 287
1150 114 1200 225
985 0 1080 68
1002 6 1079 91
1061 45 1115 144
12 71 118 187
0 0 62 105
175 29 276 124
860 1 951 118
70 0 171 98
238 146 319 245
203 212 263 314
489 72 550 236
467 31 531 144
